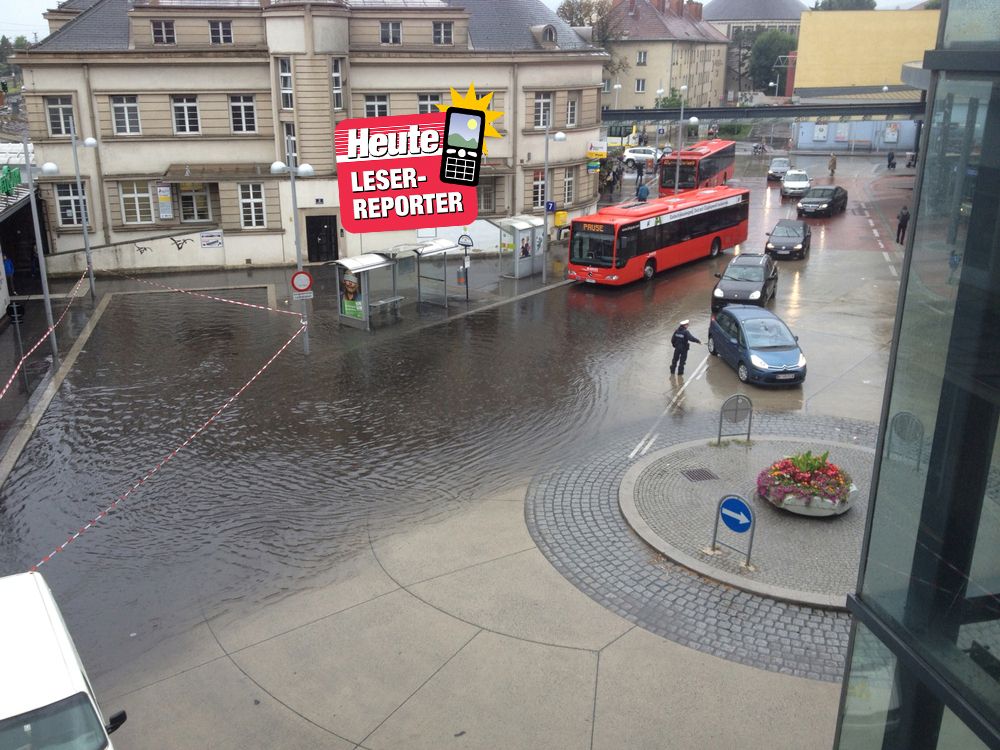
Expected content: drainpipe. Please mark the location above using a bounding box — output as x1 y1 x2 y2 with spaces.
83 64 111 245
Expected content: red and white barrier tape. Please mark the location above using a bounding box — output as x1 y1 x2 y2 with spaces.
113 272 303 318
30 322 307 570
0 271 89 403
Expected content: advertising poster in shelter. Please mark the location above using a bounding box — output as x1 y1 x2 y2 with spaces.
834 123 850 143
885 122 899 143
814 123 828 141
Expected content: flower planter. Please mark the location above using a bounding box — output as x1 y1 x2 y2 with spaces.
759 483 858 517
756 450 855 518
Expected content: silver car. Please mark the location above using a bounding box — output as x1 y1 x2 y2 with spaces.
781 169 812 197
767 157 791 181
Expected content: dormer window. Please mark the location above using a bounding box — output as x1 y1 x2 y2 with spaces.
543 26 556 43
380 21 401 45
209 20 233 45
433 21 453 45
531 24 558 48
152 20 175 45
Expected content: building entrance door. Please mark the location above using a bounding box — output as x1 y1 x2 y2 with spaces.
306 215 338 263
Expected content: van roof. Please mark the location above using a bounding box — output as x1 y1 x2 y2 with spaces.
0 572 89 720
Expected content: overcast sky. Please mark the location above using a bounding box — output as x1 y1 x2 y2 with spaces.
3 0 917 43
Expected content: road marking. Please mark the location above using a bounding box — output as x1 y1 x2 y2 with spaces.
641 433 660 456
872 229 880 238
889 266 898 277
868 218 875 227
882 251 892 263
877 240 885 249
629 355 708 458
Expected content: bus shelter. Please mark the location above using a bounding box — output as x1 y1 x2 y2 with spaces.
498 215 544 279
332 253 402 331
406 238 471 310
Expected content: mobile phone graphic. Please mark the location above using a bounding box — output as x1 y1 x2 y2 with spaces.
439 107 486 186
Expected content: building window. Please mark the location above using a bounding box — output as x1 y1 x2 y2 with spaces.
151 20 175 44
365 95 389 118
543 26 556 43
278 58 293 109
418 93 440 115
532 169 545 209
637 50 647 65
209 20 233 44
635 79 646 93
331 58 344 111
229 95 256 133
55 183 86 226
171 95 200 134
566 94 578 127
534 92 552 128
119 180 154 224
380 21 401 44
239 183 265 228
179 184 211 222
433 21 453 45
477 178 495 213
111 95 141 135
283 122 297 168
46 96 74 136
602 79 610 93
564 166 575 205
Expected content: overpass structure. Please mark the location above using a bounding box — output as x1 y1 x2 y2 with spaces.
601 102 926 124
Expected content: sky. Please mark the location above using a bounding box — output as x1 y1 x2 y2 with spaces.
3 0 915 43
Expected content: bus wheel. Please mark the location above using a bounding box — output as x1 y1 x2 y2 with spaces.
643 262 655 280
710 238 722 258
738 362 750 383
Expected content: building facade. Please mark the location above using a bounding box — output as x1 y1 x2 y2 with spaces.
833 1 1000 748
601 0 728 112
17 0 606 274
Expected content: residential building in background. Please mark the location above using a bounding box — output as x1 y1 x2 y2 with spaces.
15 0 605 274
833 1 1000 748
601 0 728 111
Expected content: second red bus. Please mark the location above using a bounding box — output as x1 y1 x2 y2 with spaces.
567 186 750 286
659 139 736 196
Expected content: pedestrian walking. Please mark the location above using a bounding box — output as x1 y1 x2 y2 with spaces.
828 153 837 179
635 159 645 186
3 253 15 296
887 150 896 170
669 319 701 376
896 205 910 244
614 164 623 194
637 182 649 202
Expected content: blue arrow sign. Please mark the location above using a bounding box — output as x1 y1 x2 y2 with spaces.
720 496 753 533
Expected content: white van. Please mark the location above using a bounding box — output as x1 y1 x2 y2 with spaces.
0 571 127 749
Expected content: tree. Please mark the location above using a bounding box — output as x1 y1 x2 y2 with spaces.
654 89 684 108
0 36 12 64
730 27 764 94
749 30 795 92
12 36 28 49
813 0 876 9
557 0 629 77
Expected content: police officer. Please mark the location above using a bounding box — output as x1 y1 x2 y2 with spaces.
670 319 701 376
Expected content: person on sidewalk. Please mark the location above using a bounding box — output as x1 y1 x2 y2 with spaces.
637 182 649 202
887 150 896 170
3 254 16 296
635 159 645 186
670 320 701 376
896 206 910 244
828 153 837 179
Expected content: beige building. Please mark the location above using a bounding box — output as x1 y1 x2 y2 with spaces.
601 0 728 111
17 0 606 274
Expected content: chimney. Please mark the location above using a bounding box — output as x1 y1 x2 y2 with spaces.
668 0 683 17
684 0 703 21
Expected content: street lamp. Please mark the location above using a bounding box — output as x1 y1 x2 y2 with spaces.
21 136 60 358
613 81 622 109
770 69 782 98
655 85 665 159
542 124 566 285
673 84 688 194
68 118 97 299
271 151 314 352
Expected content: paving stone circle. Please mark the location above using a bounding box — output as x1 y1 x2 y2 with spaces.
524 411 880 683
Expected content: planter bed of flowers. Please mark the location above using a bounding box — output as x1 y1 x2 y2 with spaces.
756 450 857 517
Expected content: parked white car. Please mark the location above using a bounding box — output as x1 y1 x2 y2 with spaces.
781 169 812 197
622 146 667 168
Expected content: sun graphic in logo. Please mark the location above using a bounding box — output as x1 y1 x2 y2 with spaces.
436 84 503 155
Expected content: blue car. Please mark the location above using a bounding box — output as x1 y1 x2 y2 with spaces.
707 305 807 385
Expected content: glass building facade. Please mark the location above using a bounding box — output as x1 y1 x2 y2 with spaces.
834 2 1000 748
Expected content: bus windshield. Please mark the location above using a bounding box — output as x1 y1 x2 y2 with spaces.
0 692 108 750
660 161 697 190
570 229 615 268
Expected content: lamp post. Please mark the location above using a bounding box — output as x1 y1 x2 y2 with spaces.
542 123 566 285
613 81 621 110
673 84 687 195
655 84 665 154
68 118 97 299
271 146 314 354
770 68 782 98
21 136 60 358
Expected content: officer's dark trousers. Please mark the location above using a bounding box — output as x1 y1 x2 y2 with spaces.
670 347 688 374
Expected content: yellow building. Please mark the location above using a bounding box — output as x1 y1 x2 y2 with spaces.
794 9 939 98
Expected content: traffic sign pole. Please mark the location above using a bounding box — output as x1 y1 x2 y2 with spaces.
709 495 756 569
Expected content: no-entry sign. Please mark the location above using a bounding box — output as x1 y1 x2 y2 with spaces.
291 271 313 292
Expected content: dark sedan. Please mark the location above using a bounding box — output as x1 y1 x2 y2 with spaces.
711 253 778 313
765 219 812 259
797 186 848 217
707 305 807 385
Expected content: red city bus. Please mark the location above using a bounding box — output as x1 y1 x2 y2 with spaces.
659 139 737 196
567 186 750 286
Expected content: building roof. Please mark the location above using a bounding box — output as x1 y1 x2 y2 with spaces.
33 0 130 52
614 0 730 43
703 0 807 22
54 0 104 10
447 0 597 51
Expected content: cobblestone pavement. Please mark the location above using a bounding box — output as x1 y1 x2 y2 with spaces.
525 410 880 683
631 437 875 602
